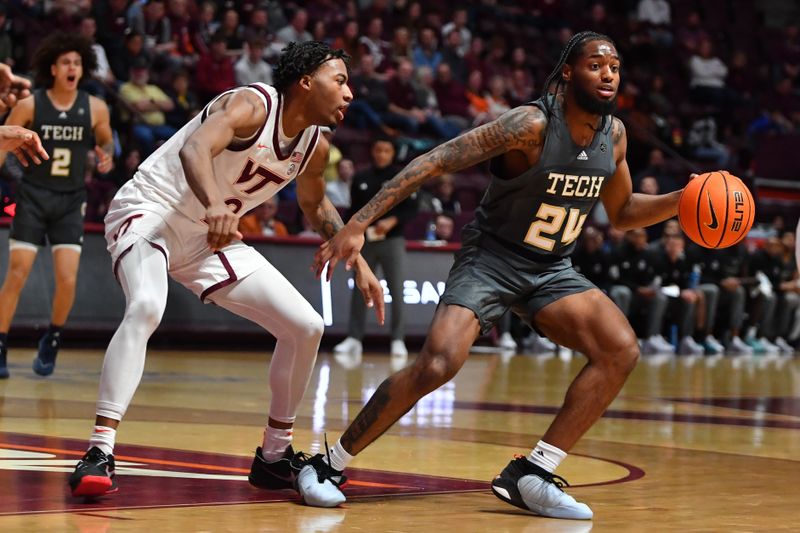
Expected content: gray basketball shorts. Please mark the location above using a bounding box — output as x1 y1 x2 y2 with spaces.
440 230 597 335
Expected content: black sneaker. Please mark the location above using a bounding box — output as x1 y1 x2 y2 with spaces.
33 332 61 376
69 447 117 497
491 455 592 520
248 445 304 490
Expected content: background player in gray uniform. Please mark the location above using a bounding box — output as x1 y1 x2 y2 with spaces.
0 33 113 378
303 31 695 520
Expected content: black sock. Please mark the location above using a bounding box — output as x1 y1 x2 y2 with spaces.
47 324 63 338
0 332 7 351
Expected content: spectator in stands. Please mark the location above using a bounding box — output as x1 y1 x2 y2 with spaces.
441 30 467 84
218 8 244 53
651 231 705 355
359 17 391 73
430 173 461 215
688 242 753 354
748 237 795 353
613 228 672 355
636 0 672 47
164 69 198 130
464 36 487 80
132 0 175 62
242 6 271 50
0 6 13 67
111 30 151 83
110 146 142 188
334 138 419 358
465 70 489 125
389 25 412 64
78 16 115 97
676 11 710 57
507 67 535 108
275 8 312 47
332 20 362 67
235 37 273 86
326 158 354 209
119 57 176 156
165 0 198 68
433 62 471 130
386 57 459 139
441 8 471 57
426 213 454 243
687 116 731 167
412 27 442 72
688 39 731 109
195 32 236 105
346 53 398 135
191 1 217 56
484 75 511 122
770 77 800 130
239 196 289 238
638 176 665 241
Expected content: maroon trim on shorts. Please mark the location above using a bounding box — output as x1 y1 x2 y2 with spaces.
112 243 135 284
200 251 238 303
271 92 305 160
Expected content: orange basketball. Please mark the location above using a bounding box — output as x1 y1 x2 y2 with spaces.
678 170 755 249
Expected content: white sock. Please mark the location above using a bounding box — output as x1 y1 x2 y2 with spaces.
322 439 354 472
528 440 567 473
89 425 116 456
261 426 293 462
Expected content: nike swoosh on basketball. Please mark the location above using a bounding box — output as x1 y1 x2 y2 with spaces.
705 191 719 230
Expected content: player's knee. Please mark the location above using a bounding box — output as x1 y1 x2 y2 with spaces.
413 349 462 389
5 265 30 289
616 337 640 375
125 296 164 332
302 312 325 342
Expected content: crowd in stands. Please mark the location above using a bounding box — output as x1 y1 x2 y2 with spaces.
1 0 798 352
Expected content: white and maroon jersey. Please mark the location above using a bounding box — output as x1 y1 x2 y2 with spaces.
112 83 320 226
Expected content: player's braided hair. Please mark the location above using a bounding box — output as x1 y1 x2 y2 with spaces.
540 30 617 130
273 41 350 94
31 32 97 88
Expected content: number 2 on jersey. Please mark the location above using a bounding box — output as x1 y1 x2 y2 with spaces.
51 147 71 177
524 203 587 251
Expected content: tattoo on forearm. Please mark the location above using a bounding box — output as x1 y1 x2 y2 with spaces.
315 202 344 239
355 107 544 225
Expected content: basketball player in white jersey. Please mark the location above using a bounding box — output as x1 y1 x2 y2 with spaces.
68 41 385 497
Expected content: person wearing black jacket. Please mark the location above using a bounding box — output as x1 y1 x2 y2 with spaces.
334 138 419 357
611 228 673 354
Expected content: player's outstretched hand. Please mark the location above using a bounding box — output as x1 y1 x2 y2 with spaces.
353 258 386 326
313 222 365 281
205 203 242 251
0 126 48 166
0 64 31 114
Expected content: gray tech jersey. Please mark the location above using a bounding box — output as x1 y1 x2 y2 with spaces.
26 89 93 191
471 96 617 259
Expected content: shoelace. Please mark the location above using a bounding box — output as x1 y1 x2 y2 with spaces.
512 455 570 491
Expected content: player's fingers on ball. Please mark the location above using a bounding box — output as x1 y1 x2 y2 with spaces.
326 257 339 281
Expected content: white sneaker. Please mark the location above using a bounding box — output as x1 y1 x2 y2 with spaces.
333 337 362 355
390 339 408 356
679 336 705 356
497 332 518 350
728 335 753 355
491 456 592 520
525 333 557 354
759 337 780 354
703 335 725 355
296 454 347 508
641 335 673 355
653 334 676 353
774 337 795 354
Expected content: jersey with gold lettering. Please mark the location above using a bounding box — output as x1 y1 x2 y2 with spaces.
472 96 617 258
113 83 320 228
26 89 93 191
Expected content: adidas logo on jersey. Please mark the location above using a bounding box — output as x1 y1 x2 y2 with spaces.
59 111 68 120
577 150 588 160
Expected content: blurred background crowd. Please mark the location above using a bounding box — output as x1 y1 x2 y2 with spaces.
0 0 798 353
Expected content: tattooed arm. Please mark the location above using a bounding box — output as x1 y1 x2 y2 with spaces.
179 90 265 251
600 118 684 230
298 134 386 324
313 106 546 276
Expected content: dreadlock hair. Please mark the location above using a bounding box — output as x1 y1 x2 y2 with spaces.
273 41 350 94
540 30 617 131
31 32 97 88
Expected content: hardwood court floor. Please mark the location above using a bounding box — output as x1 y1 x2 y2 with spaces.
0 347 798 532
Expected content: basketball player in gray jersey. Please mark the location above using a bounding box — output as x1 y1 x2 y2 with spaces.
302 32 695 519
0 33 113 378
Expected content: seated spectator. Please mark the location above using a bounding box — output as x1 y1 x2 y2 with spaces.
274 8 312 47
119 57 177 156
676 11 710 58
465 70 489 125
412 27 442 72
239 197 289 238
441 30 467 83
636 0 672 47
326 158 354 209
687 116 731 167
333 20 363 66
234 37 273 86
688 39 731 109
346 53 399 135
507 67 535 107
78 16 115 98
484 75 511 122
433 62 471 130
638 176 666 241
111 30 152 83
688 242 753 355
650 231 705 355
612 228 672 355
747 237 797 353
441 8 471 57
430 174 461 215
166 0 199 69
389 25 412 64
164 69 199 129
217 8 245 53
359 16 392 73
195 31 236 105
